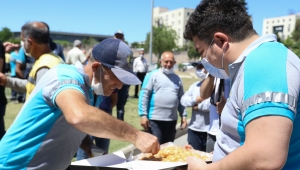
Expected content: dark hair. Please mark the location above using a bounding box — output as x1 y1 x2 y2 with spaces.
21 22 50 44
184 0 257 44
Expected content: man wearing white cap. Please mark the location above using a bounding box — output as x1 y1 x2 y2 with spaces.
0 38 160 170
66 39 87 65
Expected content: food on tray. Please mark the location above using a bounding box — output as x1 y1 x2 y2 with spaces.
140 146 209 162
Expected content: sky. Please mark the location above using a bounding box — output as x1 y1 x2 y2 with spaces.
1 0 300 44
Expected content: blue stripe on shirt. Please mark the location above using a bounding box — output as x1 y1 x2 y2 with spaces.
138 70 158 117
243 42 290 126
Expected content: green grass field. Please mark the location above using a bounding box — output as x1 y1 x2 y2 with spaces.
3 71 198 154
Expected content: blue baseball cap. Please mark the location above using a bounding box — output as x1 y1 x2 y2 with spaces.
92 38 141 85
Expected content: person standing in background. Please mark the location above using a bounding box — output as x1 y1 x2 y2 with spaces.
114 30 130 120
133 49 147 98
0 41 8 140
66 40 88 65
180 62 210 151
9 44 21 101
139 51 187 144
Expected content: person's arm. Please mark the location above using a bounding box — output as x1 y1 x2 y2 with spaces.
35 67 49 84
200 74 215 99
138 73 153 131
5 76 28 93
15 62 24 79
180 82 197 107
187 116 292 170
55 89 160 154
197 98 211 112
177 80 187 129
79 51 88 64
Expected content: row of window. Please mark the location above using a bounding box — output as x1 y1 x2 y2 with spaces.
265 25 291 32
266 18 292 24
162 12 191 20
158 19 189 27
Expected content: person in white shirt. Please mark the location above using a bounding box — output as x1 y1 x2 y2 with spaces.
66 40 87 65
133 50 148 98
180 63 210 152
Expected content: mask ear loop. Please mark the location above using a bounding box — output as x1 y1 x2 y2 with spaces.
100 65 103 84
221 51 225 70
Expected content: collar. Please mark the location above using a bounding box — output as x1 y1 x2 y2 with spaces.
228 34 277 83
75 61 91 87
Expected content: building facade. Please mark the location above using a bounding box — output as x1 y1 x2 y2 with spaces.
262 13 300 40
153 7 194 47
13 31 111 44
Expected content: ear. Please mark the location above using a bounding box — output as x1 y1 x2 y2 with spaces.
91 62 101 71
213 32 229 51
27 38 34 46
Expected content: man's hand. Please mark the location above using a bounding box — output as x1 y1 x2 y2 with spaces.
135 131 160 154
192 104 198 111
0 72 7 86
140 117 150 131
216 96 226 114
181 118 187 130
187 156 207 170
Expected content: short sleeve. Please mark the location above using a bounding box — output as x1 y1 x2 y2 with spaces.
42 78 85 108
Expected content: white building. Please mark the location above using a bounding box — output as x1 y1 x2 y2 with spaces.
262 13 300 40
153 7 194 47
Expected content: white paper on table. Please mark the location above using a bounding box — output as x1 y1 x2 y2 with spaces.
108 160 187 170
71 151 126 167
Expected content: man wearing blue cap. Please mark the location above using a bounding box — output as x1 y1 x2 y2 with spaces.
0 38 160 170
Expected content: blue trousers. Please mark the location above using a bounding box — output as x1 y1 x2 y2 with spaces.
76 136 111 160
149 120 177 145
116 85 129 121
187 129 207 152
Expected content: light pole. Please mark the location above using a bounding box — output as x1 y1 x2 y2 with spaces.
149 0 154 65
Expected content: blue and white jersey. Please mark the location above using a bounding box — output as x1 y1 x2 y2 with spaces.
0 62 95 170
213 34 300 169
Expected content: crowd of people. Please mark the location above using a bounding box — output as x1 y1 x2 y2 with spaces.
0 0 299 169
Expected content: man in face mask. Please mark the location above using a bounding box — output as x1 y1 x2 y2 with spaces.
180 62 211 152
0 38 160 169
138 51 187 145
133 49 148 98
0 21 64 101
183 0 300 169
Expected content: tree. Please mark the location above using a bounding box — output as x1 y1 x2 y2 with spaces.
0 27 13 42
187 41 200 61
291 18 300 42
131 42 140 48
144 25 178 65
285 18 300 58
82 37 98 48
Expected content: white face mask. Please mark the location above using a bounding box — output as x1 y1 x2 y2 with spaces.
201 39 229 79
91 67 104 95
22 40 33 57
195 69 206 80
162 67 174 74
